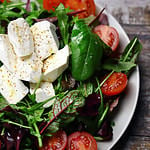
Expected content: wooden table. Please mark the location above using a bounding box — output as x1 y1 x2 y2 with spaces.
95 0 150 149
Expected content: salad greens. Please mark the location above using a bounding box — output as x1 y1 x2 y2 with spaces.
55 4 70 45
70 20 103 81
0 1 142 149
40 90 85 134
102 37 142 74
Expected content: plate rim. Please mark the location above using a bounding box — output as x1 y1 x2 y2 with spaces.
95 3 140 150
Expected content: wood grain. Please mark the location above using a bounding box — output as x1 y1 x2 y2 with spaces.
95 0 150 25
95 0 150 149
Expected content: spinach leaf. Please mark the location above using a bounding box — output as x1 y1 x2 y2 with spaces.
70 20 103 81
55 4 70 45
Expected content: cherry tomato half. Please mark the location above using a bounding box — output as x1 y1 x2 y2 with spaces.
40 130 67 150
94 25 119 51
64 0 96 18
67 131 97 150
101 72 128 96
0 0 10 2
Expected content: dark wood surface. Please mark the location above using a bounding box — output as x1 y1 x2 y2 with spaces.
95 0 150 149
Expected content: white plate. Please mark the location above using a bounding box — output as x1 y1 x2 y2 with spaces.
21 1 139 149
95 4 140 150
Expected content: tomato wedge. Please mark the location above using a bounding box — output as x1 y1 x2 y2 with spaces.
0 0 10 2
43 0 65 11
64 0 96 18
67 131 97 150
40 130 67 150
101 72 128 96
43 0 96 18
93 25 119 51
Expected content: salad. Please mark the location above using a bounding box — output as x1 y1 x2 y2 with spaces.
0 0 142 150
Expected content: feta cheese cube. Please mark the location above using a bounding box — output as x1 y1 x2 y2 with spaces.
0 34 17 72
30 82 55 107
0 34 43 83
0 65 29 104
8 18 34 57
31 21 59 60
42 45 70 82
14 52 43 83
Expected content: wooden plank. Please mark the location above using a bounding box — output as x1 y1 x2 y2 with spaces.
95 0 150 25
113 136 150 150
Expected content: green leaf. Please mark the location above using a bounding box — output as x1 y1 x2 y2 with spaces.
28 93 36 103
102 59 136 72
36 0 43 6
83 15 96 24
120 37 142 63
46 121 60 134
41 90 85 134
78 81 94 97
34 109 44 122
0 25 5 34
95 77 104 117
70 20 103 81
63 91 85 114
1 10 20 18
97 104 109 128
0 95 8 110
55 4 70 45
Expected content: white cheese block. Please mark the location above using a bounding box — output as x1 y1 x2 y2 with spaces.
14 52 43 83
30 82 55 107
42 45 70 82
8 18 34 57
0 34 17 72
31 21 59 61
0 34 43 83
0 65 29 104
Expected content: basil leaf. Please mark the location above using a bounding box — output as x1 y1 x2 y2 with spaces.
102 59 136 72
55 4 69 45
70 20 103 81
120 37 142 63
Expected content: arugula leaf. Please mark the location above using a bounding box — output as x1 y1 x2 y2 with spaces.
78 81 94 97
102 37 142 73
120 37 142 63
55 4 70 45
102 59 136 72
70 20 103 81
95 78 104 117
97 104 109 128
